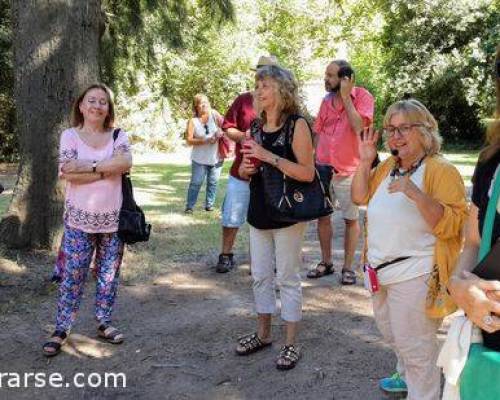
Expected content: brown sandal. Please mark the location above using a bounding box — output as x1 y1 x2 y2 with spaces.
235 333 272 356
307 261 334 279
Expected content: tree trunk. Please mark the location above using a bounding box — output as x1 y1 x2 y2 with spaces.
1 0 102 248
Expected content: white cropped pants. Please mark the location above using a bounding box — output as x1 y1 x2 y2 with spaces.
249 223 307 322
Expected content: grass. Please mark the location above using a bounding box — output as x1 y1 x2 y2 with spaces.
442 151 479 184
0 149 479 284
121 159 250 281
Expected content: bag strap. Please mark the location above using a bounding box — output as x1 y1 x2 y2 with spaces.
112 128 137 210
282 114 302 160
113 128 126 175
375 256 411 271
113 128 120 141
478 167 500 261
211 110 223 129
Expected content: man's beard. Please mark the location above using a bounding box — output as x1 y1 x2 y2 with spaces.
325 82 340 93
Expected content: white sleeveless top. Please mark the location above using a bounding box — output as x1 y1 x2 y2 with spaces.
191 113 220 166
367 163 436 285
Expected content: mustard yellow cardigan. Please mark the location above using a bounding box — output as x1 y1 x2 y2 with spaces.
360 155 468 318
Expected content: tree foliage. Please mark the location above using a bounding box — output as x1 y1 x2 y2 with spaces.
1 0 499 162
98 0 240 147
378 0 499 144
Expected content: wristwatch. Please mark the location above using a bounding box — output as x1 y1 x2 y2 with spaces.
92 160 97 173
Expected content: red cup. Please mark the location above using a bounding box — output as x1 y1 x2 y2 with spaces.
243 138 262 168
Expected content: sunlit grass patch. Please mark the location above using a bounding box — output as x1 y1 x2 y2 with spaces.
121 159 249 282
1 150 477 284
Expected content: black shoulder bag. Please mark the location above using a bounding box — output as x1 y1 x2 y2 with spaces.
254 116 334 223
113 129 151 244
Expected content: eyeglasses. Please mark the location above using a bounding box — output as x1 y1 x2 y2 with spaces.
204 124 209 135
383 123 425 138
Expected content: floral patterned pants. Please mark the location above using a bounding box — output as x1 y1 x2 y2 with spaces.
54 226 124 333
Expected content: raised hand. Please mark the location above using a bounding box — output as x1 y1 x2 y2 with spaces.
358 126 379 166
340 76 354 101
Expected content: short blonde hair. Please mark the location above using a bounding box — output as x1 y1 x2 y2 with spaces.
253 65 301 124
383 99 442 156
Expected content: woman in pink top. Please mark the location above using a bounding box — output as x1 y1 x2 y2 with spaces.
42 84 132 357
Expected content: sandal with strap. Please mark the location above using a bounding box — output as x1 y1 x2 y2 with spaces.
306 261 334 279
42 330 67 357
235 333 272 356
341 269 357 285
98 324 124 344
276 344 300 370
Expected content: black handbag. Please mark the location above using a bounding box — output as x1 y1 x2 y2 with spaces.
255 116 334 223
113 129 151 244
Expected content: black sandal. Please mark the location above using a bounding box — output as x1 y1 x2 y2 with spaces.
42 330 67 357
276 344 300 370
306 261 334 279
97 324 124 344
235 333 272 356
340 269 357 285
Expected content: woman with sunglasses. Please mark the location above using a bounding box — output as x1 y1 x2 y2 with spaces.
352 99 467 399
184 93 224 213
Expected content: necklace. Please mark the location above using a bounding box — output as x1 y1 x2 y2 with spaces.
390 156 425 181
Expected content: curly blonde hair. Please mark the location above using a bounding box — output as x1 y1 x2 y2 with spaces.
383 99 442 156
253 65 301 124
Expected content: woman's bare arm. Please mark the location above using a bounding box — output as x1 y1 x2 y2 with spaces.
448 204 500 332
241 118 315 182
61 172 102 183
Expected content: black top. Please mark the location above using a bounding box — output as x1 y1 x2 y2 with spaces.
247 116 301 230
471 147 500 246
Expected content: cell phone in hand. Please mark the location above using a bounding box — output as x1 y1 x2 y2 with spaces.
338 66 354 79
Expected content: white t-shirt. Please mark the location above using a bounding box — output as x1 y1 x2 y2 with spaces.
190 113 220 166
367 162 435 285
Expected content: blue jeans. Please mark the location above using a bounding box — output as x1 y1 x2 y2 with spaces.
186 160 223 210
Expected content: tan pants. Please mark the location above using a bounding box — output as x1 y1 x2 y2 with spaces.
372 274 442 400
250 223 306 322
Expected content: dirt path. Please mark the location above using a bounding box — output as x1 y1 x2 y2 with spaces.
0 208 415 400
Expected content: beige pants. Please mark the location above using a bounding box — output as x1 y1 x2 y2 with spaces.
250 223 307 322
372 274 442 400
331 173 359 221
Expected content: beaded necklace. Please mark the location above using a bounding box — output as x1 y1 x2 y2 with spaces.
390 156 426 182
